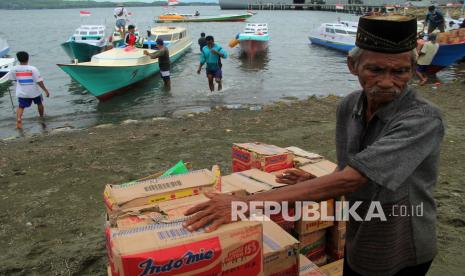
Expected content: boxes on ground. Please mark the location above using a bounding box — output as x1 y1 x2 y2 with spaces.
299 229 327 266
299 254 325 276
261 217 300 275
437 32 449 44
108 220 263 276
232 142 294 172
459 28 465 37
103 168 220 215
320 259 344 276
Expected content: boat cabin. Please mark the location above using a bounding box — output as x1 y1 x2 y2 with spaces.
321 23 357 36
243 23 268 35
143 26 188 49
72 25 106 42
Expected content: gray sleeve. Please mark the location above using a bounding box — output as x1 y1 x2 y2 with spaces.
347 114 444 192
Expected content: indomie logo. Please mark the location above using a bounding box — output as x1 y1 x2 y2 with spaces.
138 249 214 276
267 154 287 164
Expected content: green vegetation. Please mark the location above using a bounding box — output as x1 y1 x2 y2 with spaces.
0 0 217 10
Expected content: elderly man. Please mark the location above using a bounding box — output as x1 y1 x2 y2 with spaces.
184 15 444 276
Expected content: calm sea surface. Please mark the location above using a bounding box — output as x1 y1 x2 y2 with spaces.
0 6 462 138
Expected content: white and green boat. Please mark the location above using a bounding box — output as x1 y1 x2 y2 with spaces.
61 25 108 62
58 26 192 101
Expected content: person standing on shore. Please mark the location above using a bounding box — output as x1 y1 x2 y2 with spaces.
184 15 444 276
197 36 228 92
10 51 50 129
114 3 129 39
198 32 207 52
423 5 445 34
416 34 439 85
144 38 171 90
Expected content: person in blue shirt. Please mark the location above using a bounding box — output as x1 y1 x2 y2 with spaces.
197 36 228 92
423 5 445 34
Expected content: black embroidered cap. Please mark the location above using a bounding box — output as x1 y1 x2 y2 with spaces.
356 15 417 53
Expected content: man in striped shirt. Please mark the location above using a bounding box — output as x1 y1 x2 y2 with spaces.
10 51 50 129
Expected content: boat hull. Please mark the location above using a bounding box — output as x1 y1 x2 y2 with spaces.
309 36 354 52
58 41 191 101
426 42 465 74
61 41 106 62
155 13 252 23
239 40 268 57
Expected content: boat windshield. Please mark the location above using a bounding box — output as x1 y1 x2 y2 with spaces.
156 34 173 41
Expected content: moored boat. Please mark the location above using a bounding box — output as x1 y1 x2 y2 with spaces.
58 26 192 101
237 23 269 57
155 12 253 23
61 25 108 62
111 25 141 48
0 37 10 58
308 22 356 52
0 57 15 85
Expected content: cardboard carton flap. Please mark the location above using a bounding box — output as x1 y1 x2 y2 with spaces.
239 169 287 188
299 254 325 275
234 143 289 155
157 194 210 220
299 160 337 178
285 147 323 160
223 169 287 194
108 169 215 204
261 217 299 254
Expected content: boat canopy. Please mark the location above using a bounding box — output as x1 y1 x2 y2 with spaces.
243 23 268 35
150 26 188 42
73 25 106 41
322 23 357 36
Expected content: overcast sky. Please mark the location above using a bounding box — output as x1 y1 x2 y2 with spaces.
92 0 219 2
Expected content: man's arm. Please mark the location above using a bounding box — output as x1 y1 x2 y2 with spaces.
144 50 161 59
37 81 49 97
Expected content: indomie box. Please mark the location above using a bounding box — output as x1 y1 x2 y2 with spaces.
108 220 263 276
327 222 346 261
295 199 335 235
103 169 218 214
299 254 325 276
299 229 327 267
261 217 299 276
232 143 294 172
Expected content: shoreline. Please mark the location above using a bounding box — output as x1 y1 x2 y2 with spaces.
0 82 464 274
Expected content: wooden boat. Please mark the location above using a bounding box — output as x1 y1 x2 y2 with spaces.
155 12 253 23
61 25 108 62
237 23 269 58
58 26 192 101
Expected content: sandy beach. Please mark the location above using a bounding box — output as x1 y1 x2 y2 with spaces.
1 82 464 275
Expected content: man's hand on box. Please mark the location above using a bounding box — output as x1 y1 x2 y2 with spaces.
183 192 246 232
276 168 315 185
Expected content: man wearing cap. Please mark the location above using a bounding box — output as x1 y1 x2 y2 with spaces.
114 3 129 39
144 39 171 90
183 15 444 276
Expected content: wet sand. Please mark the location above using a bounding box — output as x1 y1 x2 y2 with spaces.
1 82 464 275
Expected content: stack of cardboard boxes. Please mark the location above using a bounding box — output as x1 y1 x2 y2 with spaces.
103 142 345 276
436 28 465 44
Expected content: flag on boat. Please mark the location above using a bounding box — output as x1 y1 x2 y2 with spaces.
335 4 344 10
80 10 91 16
168 0 180 6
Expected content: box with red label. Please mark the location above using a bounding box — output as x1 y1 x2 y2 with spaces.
327 222 346 261
232 143 294 172
108 220 263 276
103 168 219 215
260 216 299 276
295 199 335 235
299 254 325 276
299 229 327 267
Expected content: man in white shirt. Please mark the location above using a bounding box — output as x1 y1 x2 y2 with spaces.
416 34 439 85
10 51 50 129
114 3 129 39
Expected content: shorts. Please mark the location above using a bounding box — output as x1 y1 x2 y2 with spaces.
206 68 222 80
18 95 42 108
160 70 170 81
416 65 428 73
116 19 126 28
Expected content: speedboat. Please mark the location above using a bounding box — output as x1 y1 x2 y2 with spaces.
0 58 15 85
58 26 192 101
308 23 357 52
61 25 108 62
0 37 10 58
155 12 253 23
237 23 269 57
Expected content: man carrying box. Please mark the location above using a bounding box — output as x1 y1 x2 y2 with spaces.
184 15 444 276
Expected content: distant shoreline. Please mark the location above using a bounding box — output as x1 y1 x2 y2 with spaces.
0 3 219 11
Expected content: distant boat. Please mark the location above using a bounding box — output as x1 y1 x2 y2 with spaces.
0 37 10 58
155 12 253 23
58 26 192 101
61 25 108 62
0 58 15 85
308 22 357 52
237 23 269 57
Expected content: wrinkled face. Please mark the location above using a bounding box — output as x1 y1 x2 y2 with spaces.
348 50 413 105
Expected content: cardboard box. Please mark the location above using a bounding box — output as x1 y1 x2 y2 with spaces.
320 259 344 276
286 146 323 167
104 169 219 214
299 254 325 276
232 143 294 172
327 223 346 261
222 169 287 194
108 220 263 276
459 28 465 36
295 199 335 235
299 160 337 177
261 217 300 276
299 230 327 267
